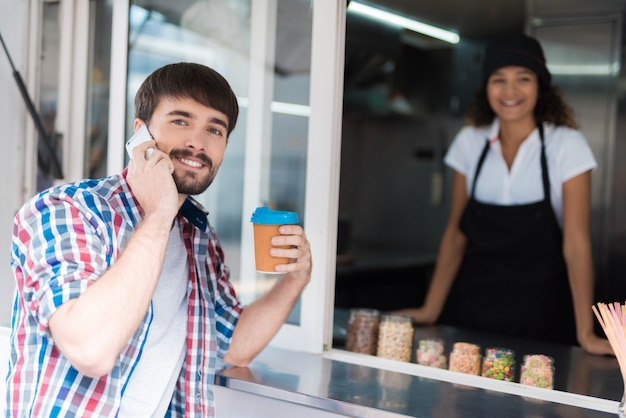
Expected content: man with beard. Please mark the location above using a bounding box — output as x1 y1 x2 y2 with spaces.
6 63 312 417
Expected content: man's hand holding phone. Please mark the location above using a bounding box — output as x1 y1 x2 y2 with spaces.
126 124 179 222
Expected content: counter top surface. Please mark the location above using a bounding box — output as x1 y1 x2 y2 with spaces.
216 324 623 418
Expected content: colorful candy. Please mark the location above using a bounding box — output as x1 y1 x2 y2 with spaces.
449 342 482 375
416 338 447 369
520 354 554 389
481 348 515 381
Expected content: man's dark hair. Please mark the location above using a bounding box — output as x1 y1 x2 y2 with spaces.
134 62 239 136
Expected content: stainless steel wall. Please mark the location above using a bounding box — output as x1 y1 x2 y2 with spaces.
530 0 626 301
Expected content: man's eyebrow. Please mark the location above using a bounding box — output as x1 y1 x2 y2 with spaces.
208 117 229 130
166 110 228 130
166 110 194 119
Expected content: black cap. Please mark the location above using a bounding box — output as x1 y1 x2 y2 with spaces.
482 33 551 87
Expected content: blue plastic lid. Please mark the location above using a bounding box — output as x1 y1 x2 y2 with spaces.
250 206 299 225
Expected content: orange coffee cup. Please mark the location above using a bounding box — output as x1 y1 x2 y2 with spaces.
250 207 299 273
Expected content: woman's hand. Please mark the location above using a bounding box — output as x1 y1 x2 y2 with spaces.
579 333 614 356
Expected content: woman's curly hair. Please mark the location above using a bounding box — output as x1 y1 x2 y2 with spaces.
464 83 578 129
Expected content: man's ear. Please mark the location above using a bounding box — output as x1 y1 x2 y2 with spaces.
133 118 146 133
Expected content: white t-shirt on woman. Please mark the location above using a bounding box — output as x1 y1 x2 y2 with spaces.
444 118 597 227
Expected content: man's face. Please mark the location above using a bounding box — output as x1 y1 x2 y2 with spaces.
141 96 229 196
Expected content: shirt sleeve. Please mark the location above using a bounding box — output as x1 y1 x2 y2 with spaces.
444 126 480 176
11 189 111 335
553 127 597 182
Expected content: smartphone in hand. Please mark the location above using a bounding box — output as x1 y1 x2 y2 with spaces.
125 124 154 159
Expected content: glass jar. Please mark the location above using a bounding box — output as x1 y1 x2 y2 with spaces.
448 342 481 375
345 308 380 355
416 338 447 369
481 347 515 381
376 314 414 362
520 354 554 389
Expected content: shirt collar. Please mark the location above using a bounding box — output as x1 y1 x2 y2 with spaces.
487 118 501 144
486 117 542 145
180 197 209 231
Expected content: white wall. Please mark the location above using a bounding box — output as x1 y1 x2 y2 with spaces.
0 0 31 326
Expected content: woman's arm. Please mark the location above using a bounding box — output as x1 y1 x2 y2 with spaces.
561 170 613 355
396 171 469 324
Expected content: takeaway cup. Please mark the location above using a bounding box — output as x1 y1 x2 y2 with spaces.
250 207 299 273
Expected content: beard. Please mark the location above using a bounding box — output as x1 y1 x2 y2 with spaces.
170 149 218 195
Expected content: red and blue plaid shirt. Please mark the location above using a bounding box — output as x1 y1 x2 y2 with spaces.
6 171 242 417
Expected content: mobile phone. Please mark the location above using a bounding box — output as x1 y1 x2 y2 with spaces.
125 124 154 159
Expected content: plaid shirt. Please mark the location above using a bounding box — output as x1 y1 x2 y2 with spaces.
6 171 242 417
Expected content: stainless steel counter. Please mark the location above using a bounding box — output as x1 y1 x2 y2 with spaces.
216 324 623 418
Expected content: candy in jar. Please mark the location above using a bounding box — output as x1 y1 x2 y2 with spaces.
345 308 380 355
448 342 481 375
481 347 515 381
376 314 414 362
416 338 447 369
520 354 554 389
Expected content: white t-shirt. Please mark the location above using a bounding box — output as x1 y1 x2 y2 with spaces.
119 220 189 417
444 118 597 226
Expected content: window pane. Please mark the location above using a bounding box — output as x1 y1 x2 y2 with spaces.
37 2 61 191
125 0 251 298
85 0 113 179
257 0 312 325
124 0 312 327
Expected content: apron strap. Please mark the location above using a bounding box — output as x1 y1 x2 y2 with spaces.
470 139 491 198
537 123 552 206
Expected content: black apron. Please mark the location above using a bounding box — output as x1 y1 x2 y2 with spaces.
438 125 577 345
